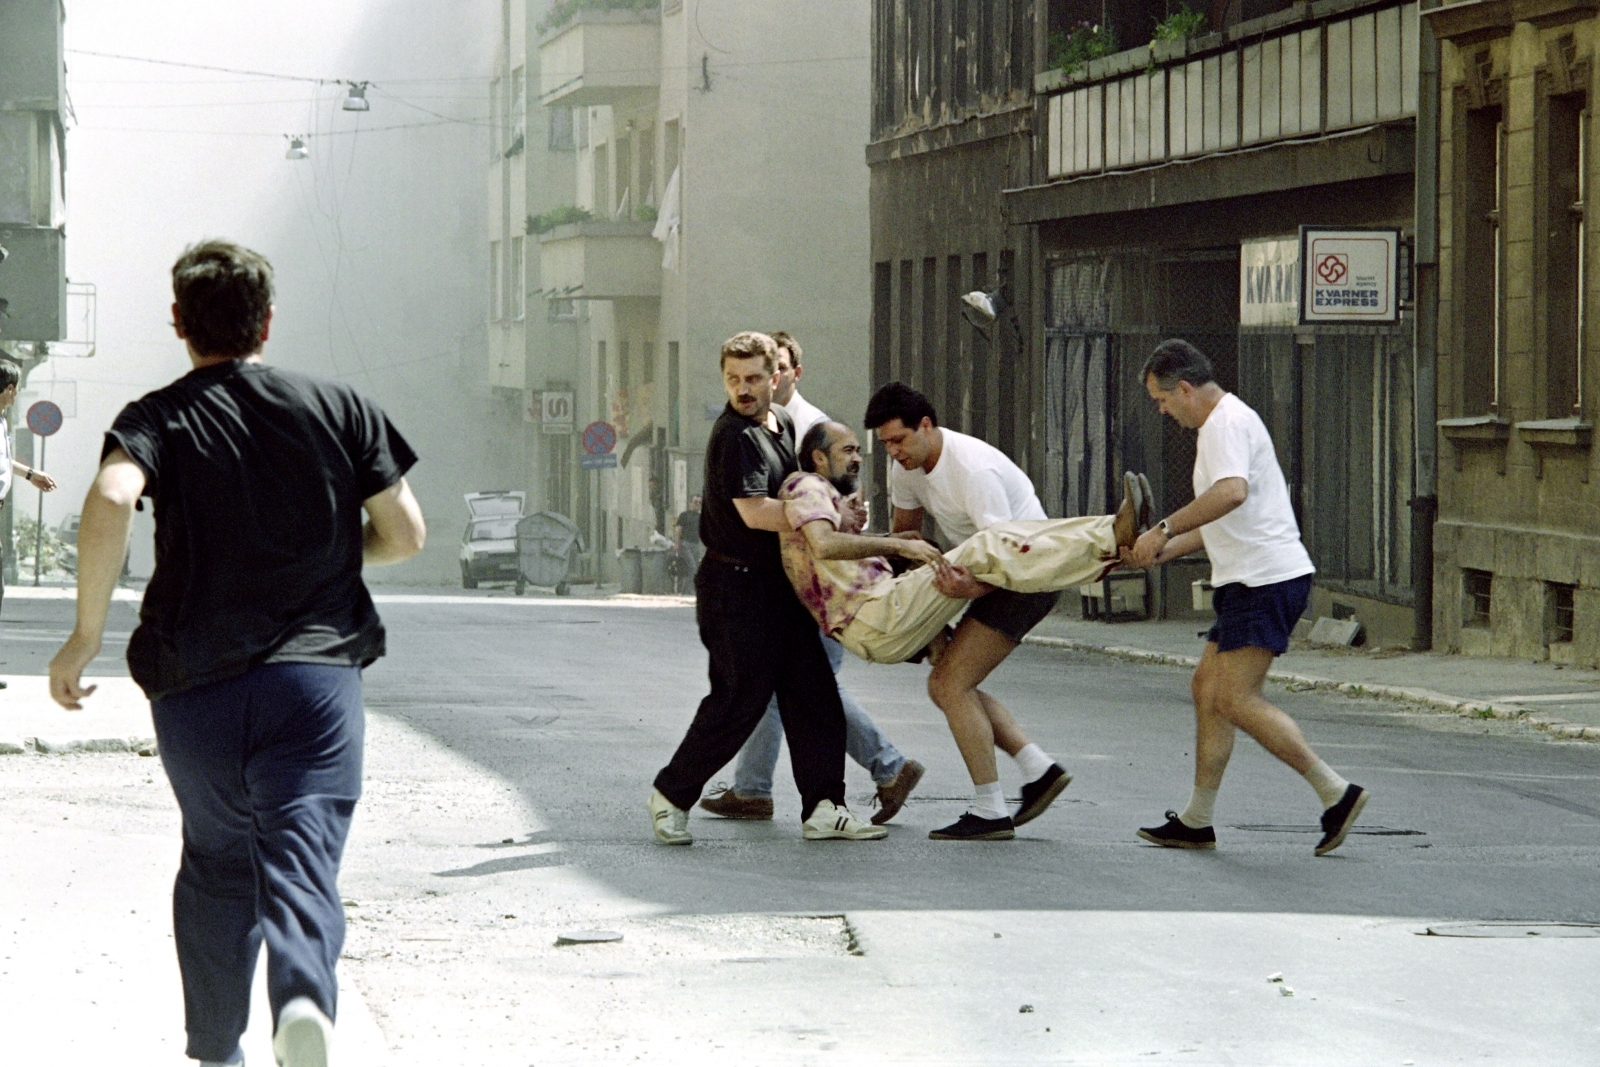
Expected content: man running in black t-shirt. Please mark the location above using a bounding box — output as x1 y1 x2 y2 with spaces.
649 332 883 844
49 240 427 1067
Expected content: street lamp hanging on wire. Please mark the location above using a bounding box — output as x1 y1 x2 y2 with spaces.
285 135 310 160
341 81 370 111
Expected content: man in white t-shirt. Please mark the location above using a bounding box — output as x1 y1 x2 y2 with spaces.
1126 339 1370 857
866 382 1075 842
0 361 60 647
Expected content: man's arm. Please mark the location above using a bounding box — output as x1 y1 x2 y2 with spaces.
11 460 56 492
363 478 427 565
1128 477 1245 568
800 517 946 568
891 506 924 534
732 496 792 532
49 449 145 708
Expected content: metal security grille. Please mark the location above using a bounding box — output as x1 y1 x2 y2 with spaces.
1045 259 1114 517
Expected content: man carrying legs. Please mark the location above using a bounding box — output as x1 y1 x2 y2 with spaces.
701 330 924 825
649 332 884 845
866 382 1080 841
48 240 427 1067
1125 339 1370 857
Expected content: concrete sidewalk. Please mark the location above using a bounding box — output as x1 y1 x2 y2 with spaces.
1027 611 1600 741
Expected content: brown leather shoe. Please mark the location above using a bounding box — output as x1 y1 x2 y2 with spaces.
698 786 773 820
1113 473 1140 552
1136 472 1154 530
870 759 925 825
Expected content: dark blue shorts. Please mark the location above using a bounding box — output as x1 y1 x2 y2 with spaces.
1206 574 1313 656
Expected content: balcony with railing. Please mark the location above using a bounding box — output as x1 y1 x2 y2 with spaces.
537 219 661 300
1037 1 1420 183
538 7 660 109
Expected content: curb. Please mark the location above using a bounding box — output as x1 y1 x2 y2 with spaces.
1023 636 1600 743
0 736 158 756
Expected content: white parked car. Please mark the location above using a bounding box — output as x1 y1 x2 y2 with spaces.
459 490 525 589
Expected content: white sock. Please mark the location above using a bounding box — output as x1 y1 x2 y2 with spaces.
1303 760 1350 809
1178 786 1218 829
1013 743 1055 782
971 781 1007 820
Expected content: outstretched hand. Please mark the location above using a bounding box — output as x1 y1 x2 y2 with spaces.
49 631 101 710
933 563 991 600
895 537 948 570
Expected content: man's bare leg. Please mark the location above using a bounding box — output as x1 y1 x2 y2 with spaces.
926 617 1070 838
1142 641 1369 854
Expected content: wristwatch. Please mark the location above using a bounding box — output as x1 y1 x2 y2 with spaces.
1157 518 1172 537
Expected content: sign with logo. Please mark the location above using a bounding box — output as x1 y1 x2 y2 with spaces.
1298 226 1400 324
1239 237 1299 327
581 420 617 456
26 399 62 437
539 391 575 435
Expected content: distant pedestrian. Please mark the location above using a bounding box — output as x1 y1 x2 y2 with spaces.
0 359 60 651
673 494 703 585
48 240 427 1067
649 331 884 845
1125 339 1368 856
700 331 925 825
867 382 1075 841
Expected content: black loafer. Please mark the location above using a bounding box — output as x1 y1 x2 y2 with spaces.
1315 784 1370 856
929 812 1016 841
1013 764 1071 826
1137 810 1217 850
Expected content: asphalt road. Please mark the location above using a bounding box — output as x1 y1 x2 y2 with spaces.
360 595 1600 924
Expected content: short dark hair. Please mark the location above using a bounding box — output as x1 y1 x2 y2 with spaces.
770 330 801 367
863 381 938 431
798 420 838 473
172 240 275 358
1142 338 1216 389
719 330 777 372
0 361 20 393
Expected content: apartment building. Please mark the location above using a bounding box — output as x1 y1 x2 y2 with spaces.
873 1 1436 644
518 0 870 574
1426 0 1600 666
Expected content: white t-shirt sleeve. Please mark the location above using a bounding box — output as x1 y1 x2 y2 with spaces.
888 464 922 511
962 467 1014 532
1199 412 1253 490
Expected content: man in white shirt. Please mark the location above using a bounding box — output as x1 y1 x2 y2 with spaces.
866 382 1074 842
0 361 60 645
699 332 926 825
1126 339 1369 857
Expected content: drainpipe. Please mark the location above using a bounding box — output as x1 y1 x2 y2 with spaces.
1411 12 1442 650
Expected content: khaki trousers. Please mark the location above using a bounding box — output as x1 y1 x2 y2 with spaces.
837 515 1116 664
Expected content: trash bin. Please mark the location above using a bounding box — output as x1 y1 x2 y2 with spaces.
640 548 674 594
618 548 643 594
516 512 584 596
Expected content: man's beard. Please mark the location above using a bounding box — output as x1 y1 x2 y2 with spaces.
827 468 860 496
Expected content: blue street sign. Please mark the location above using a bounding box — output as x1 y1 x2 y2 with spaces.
580 453 619 470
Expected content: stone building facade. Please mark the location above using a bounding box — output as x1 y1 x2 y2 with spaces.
1428 0 1600 664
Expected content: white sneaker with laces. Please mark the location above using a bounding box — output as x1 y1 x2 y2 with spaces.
648 788 693 845
802 799 889 841
272 996 332 1067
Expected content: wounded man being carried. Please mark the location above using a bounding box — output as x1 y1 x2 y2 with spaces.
779 421 1145 664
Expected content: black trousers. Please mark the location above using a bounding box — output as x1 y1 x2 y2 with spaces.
655 558 847 820
152 663 364 1063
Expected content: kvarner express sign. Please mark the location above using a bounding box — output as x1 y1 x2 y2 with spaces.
1297 226 1400 324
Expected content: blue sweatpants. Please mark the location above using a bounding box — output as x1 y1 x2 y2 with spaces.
151 662 364 1063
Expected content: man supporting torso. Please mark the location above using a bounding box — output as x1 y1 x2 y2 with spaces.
698 331 924 826
49 240 427 1067
867 383 1076 841
648 332 883 846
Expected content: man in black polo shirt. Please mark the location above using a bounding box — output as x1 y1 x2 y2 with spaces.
49 240 426 1067
649 331 884 844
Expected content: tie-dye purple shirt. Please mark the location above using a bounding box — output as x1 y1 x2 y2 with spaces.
778 472 894 634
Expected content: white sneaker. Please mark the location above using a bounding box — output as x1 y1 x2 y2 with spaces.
648 788 693 845
272 996 332 1067
802 799 889 841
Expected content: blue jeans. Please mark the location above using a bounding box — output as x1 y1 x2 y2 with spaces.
733 634 906 797
152 663 364 1064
